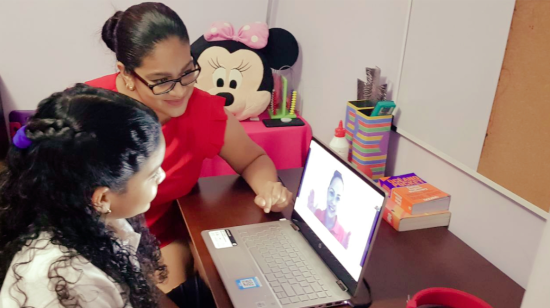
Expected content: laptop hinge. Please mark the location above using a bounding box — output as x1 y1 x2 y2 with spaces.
336 280 348 292
290 222 300 231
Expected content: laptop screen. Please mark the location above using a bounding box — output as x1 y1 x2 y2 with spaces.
294 140 385 281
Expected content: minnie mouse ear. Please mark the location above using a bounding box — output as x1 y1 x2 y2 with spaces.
261 28 299 70
191 35 209 60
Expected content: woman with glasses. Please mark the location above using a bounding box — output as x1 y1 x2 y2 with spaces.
86 2 292 306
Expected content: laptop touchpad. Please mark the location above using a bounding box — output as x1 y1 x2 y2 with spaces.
219 246 279 308
222 247 257 279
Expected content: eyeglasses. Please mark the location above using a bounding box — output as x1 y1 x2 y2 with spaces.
132 62 201 95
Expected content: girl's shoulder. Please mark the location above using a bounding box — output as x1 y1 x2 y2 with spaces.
0 233 125 307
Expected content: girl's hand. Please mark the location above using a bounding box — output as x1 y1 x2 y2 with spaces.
254 181 293 213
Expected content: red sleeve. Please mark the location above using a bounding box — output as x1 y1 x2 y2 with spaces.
188 89 228 158
85 74 119 92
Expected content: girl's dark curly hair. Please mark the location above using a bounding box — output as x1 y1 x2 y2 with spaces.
0 84 167 307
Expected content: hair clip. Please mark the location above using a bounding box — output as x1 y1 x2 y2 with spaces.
13 126 32 149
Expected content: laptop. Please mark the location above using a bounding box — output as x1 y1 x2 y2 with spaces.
202 137 387 308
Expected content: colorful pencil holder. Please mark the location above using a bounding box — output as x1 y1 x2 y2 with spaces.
345 100 392 181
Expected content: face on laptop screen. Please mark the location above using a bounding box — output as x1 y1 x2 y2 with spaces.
294 141 384 281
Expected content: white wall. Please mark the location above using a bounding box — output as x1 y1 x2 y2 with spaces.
521 218 550 307
272 0 541 288
387 132 544 288
386 0 543 288
0 0 268 123
394 0 515 170
270 0 410 145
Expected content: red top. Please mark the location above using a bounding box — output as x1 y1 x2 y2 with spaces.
86 74 228 247
314 209 351 249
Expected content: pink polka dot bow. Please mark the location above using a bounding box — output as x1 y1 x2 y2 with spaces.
204 22 269 49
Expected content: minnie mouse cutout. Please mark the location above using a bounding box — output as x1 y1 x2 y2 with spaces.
191 22 299 121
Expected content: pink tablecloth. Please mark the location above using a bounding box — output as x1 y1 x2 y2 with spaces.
200 112 312 177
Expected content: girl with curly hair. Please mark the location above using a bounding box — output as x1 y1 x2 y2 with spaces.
0 84 176 307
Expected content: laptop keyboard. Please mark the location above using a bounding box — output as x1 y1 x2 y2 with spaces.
239 226 332 306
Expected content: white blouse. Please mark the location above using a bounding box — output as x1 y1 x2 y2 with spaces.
0 219 141 308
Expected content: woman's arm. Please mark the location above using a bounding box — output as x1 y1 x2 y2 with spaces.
219 111 292 213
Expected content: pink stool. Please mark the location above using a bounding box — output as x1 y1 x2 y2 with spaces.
406 288 493 308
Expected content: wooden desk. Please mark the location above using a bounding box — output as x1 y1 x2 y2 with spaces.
178 169 524 308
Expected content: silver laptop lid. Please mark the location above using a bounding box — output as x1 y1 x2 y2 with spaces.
291 137 386 295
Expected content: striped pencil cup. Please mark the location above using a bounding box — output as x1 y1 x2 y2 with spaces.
344 100 376 147
345 100 392 181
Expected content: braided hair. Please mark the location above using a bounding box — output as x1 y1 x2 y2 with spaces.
0 84 166 308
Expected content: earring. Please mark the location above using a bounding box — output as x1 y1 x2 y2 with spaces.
93 202 111 215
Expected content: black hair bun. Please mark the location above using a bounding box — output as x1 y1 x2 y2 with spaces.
101 11 123 52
